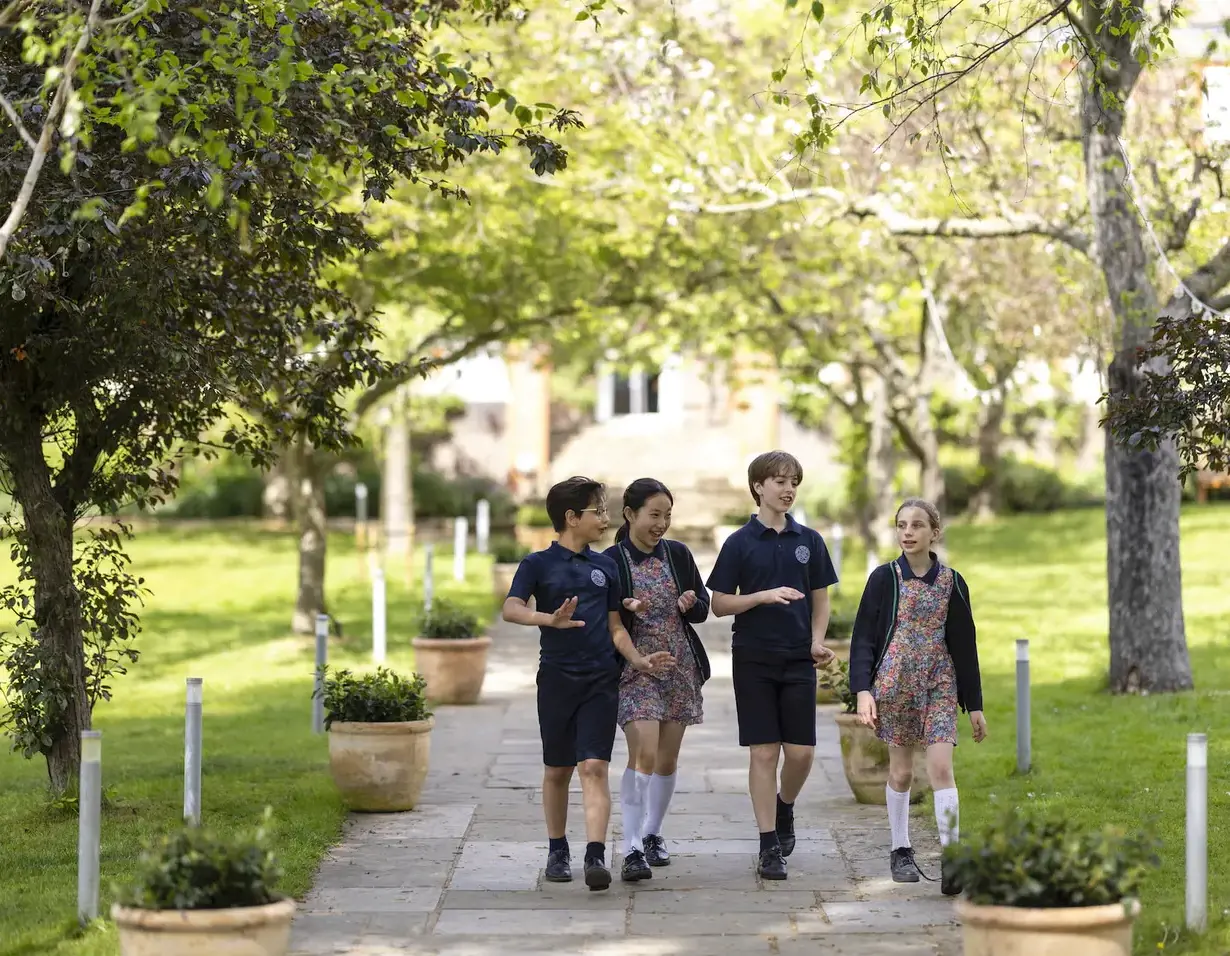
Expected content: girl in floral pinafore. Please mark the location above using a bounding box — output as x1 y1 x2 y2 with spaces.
603 478 710 884
849 498 986 897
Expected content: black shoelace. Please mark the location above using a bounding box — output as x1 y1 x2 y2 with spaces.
899 847 937 883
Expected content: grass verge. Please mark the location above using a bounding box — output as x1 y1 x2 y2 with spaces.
0 526 495 956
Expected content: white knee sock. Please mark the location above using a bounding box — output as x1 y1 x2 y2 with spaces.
934 788 959 847
620 768 642 854
632 771 652 848
886 784 911 850
642 772 677 837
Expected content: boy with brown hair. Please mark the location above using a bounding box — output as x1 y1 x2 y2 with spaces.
706 450 838 881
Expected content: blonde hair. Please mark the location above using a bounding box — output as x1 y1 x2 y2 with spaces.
896 497 942 532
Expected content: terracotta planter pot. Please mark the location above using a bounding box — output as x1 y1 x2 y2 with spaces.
515 525 554 552
957 899 1140 956
834 712 930 805
412 636 492 705
113 898 295 956
327 718 434 812
493 563 518 600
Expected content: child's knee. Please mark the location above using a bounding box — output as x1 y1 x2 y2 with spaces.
577 758 608 780
543 765 573 786
749 744 780 770
927 760 955 790
888 765 914 791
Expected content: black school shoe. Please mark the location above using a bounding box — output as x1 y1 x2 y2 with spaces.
544 846 572 883
890 847 920 883
757 845 787 881
941 857 962 897
584 857 612 891
776 808 796 858
643 833 670 867
621 849 652 882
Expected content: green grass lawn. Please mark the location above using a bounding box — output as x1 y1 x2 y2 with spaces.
0 526 496 956
942 505 1230 955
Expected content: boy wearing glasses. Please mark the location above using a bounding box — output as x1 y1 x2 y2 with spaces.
503 476 674 890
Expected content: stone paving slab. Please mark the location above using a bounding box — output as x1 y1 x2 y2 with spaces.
290 617 956 955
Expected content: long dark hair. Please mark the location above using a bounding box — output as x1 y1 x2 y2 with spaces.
615 478 674 544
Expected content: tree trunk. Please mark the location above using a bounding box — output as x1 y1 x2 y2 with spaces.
1082 72 1192 693
7 425 89 795
971 389 1007 520
262 454 294 522
382 397 412 563
915 388 944 505
862 378 898 564
291 439 328 635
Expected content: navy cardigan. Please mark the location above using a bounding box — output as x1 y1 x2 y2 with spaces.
603 538 712 682
849 559 983 713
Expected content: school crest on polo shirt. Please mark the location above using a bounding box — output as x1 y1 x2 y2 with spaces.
794 544 811 564
590 567 607 586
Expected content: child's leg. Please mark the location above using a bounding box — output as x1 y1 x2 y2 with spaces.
748 743 782 833
886 746 916 850
620 721 654 854
574 673 619 876
643 721 683 838
543 765 574 839
578 758 612 846
779 660 819 801
926 742 958 846
733 653 784 843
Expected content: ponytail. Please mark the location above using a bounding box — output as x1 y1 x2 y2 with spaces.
615 521 630 543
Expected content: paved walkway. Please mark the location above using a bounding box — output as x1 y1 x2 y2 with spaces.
290 613 960 956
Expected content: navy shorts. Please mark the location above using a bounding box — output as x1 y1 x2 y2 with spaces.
537 664 619 767
732 650 817 747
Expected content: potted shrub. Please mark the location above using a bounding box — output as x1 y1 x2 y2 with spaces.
713 508 750 551
319 666 434 811
491 535 530 601
411 598 491 705
515 501 554 552
949 811 1158 956
818 660 929 805
112 814 294 956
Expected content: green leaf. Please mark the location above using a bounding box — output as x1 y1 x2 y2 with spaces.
810 1 824 22
205 175 225 209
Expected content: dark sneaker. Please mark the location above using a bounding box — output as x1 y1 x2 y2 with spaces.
643 833 671 867
776 809 796 858
544 847 572 883
757 845 787 881
584 857 612 891
621 849 652 882
941 857 962 897
890 847 921 883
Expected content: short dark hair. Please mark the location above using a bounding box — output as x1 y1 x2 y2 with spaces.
545 476 605 532
615 478 674 543
747 450 803 505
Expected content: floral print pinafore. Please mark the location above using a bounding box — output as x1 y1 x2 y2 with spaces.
617 550 704 727
872 560 958 748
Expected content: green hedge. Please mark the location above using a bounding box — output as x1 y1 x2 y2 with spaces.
944 457 1103 516
161 455 516 524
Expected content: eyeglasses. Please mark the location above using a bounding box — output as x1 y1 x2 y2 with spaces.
578 507 608 518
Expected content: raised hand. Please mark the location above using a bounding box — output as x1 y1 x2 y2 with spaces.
549 596 585 629
623 597 647 615
635 650 676 674
760 586 805 605
677 589 697 613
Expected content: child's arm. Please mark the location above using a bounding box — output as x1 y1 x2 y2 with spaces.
707 538 802 617
848 566 887 695
675 542 711 624
952 571 985 738
501 557 584 629
610 611 673 674
807 532 840 660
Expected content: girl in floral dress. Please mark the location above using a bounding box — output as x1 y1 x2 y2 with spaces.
604 479 710 883
848 498 987 896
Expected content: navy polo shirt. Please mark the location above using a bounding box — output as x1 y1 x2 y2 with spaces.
706 514 839 657
508 542 621 674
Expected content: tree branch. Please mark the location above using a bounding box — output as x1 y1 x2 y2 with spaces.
0 0 105 261
1183 237 1230 304
0 92 37 150
672 186 1091 254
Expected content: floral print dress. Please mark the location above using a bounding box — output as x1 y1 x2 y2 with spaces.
872 559 958 748
617 549 704 727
